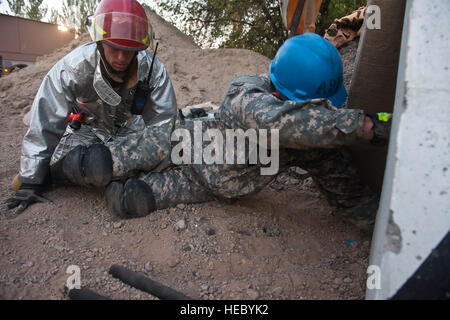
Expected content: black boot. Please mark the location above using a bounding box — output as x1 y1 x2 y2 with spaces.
50 144 113 187
333 196 380 234
106 179 156 219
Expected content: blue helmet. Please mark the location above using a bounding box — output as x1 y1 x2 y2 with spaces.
269 33 347 108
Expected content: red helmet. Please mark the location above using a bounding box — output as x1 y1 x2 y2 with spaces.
87 0 149 51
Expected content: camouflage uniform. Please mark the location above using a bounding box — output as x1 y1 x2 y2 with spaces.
324 6 366 48
109 74 379 228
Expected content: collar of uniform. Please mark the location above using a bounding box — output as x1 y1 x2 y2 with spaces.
93 53 122 106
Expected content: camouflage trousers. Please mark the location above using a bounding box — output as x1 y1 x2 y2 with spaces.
107 116 379 228
51 111 379 228
131 146 378 228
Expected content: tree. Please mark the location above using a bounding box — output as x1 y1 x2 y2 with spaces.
54 0 100 34
156 0 367 58
6 0 25 17
24 0 47 21
156 0 286 59
48 8 60 24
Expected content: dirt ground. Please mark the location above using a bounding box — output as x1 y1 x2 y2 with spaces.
0 10 371 300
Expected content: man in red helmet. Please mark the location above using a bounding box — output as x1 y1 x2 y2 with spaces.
6 0 177 212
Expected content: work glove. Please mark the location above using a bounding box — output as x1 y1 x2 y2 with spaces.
366 112 393 146
5 183 51 214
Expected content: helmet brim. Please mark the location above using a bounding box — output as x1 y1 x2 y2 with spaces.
328 82 347 108
103 39 147 52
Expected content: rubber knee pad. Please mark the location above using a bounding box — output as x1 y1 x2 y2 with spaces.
82 144 113 186
51 144 112 187
106 179 156 219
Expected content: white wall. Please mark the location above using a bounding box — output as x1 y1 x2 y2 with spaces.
367 0 450 300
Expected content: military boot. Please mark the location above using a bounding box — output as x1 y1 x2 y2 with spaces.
50 144 113 187
333 195 380 234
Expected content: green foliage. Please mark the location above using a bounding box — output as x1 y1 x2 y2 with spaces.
155 0 286 59
6 0 25 17
24 0 47 21
155 0 367 58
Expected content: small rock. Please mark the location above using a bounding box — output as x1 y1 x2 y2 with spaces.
271 287 283 296
201 284 209 291
303 177 313 186
334 278 342 285
206 227 216 236
113 222 123 229
149 215 157 222
270 183 284 191
144 262 153 272
176 204 186 210
168 259 179 268
344 277 352 284
175 219 186 231
247 288 260 299
291 167 308 175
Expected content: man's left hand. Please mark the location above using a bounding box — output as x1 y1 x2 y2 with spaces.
5 184 51 214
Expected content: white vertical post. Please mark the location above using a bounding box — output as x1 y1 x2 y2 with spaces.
367 0 450 300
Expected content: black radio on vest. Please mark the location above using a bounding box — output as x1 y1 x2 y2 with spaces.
131 42 159 115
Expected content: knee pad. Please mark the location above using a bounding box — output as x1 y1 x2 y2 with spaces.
51 144 112 187
83 144 113 186
106 179 156 219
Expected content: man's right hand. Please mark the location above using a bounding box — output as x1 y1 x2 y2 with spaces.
5 183 51 214
366 112 393 146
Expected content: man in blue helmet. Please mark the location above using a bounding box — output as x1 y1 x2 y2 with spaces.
7 33 391 232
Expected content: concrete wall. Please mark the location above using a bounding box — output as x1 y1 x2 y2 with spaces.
347 0 406 194
0 14 75 64
366 0 450 300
